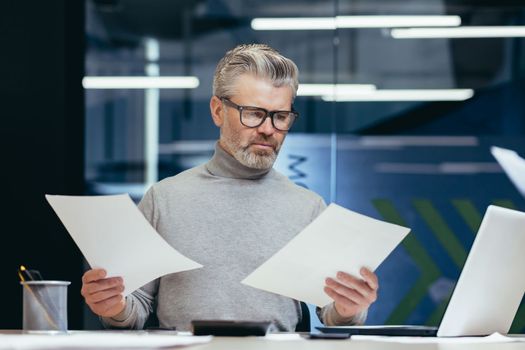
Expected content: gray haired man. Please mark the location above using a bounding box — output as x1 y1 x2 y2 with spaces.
81 44 379 331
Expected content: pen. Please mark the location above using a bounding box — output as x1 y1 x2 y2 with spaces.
18 266 42 282
18 265 60 330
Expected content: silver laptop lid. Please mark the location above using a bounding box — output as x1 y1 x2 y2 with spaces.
437 205 525 337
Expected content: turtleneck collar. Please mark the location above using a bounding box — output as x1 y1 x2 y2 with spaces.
205 142 272 180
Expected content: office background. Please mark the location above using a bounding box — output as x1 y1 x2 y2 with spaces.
1 0 525 330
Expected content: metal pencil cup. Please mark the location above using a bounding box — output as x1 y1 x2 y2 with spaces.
21 280 70 332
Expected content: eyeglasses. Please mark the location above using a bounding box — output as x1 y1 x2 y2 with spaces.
220 97 299 132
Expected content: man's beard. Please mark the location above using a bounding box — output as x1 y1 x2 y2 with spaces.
223 132 281 170
234 141 278 169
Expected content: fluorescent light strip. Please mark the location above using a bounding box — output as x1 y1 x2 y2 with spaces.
251 18 335 30
82 76 199 89
251 16 461 31
392 26 525 39
322 89 474 102
297 84 376 96
336 15 461 28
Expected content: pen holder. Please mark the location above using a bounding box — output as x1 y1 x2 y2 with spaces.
21 280 70 332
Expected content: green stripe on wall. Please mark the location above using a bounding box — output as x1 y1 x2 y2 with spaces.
425 293 452 326
413 199 467 269
492 199 517 210
451 199 482 234
373 199 440 324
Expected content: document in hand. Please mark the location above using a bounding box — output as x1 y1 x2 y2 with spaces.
491 146 525 197
241 203 410 307
46 194 202 295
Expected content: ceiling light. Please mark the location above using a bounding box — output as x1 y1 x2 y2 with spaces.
322 89 474 102
391 26 525 39
297 84 376 96
251 18 335 30
336 15 461 28
82 76 200 89
251 16 461 31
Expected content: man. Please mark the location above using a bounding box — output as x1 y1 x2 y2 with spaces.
81 44 379 331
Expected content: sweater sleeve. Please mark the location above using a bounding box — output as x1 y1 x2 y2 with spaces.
101 279 159 329
100 187 160 329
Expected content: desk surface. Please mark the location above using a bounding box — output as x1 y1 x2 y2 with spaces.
2 331 525 350
194 336 525 350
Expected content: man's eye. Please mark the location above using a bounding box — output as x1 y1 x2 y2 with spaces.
245 110 265 118
275 113 289 121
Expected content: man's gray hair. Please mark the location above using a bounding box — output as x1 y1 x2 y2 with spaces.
213 44 299 100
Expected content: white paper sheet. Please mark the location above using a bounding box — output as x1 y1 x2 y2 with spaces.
491 146 525 197
351 332 525 344
0 332 212 349
46 194 202 295
241 203 410 307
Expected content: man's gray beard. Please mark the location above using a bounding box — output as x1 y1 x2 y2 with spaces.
233 146 277 170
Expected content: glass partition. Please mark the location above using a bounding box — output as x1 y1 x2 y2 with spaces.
85 0 525 330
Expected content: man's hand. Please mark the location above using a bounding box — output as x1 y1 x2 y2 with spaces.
81 269 126 318
324 267 379 319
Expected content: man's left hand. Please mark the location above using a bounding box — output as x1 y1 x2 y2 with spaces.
324 267 379 318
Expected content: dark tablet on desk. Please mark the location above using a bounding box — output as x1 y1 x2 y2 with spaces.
191 320 272 336
316 325 438 337
309 332 351 339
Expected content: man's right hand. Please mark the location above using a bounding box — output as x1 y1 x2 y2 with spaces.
81 269 126 318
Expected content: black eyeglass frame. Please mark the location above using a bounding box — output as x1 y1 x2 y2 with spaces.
219 97 299 132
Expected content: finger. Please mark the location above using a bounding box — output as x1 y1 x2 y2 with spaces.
82 269 106 284
334 272 373 297
97 294 124 313
325 278 377 305
87 285 125 303
83 277 123 295
324 286 359 308
360 268 379 290
325 281 368 306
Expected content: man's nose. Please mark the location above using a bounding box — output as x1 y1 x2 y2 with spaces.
257 116 275 135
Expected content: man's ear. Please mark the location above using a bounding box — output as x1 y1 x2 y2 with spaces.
210 96 224 127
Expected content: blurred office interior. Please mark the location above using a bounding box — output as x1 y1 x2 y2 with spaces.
1 0 525 330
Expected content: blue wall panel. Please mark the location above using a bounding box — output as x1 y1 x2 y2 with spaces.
275 134 525 330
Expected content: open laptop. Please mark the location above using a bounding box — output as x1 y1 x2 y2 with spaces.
317 205 525 337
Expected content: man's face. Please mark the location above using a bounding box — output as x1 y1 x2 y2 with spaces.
211 74 293 169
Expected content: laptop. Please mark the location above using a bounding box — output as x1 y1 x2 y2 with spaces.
317 205 525 337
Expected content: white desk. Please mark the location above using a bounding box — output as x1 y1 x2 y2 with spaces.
194 335 525 350
2 331 525 350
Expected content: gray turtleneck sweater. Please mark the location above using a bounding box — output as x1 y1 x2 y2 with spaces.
102 144 366 331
